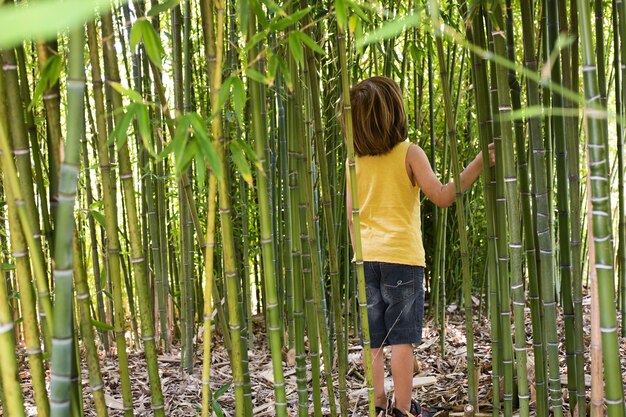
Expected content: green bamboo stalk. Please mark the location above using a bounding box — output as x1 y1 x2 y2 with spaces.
555 0 586 412
432 15 478 410
466 11 503 415
200 173 217 417
201 0 247 414
0 255 25 417
72 227 108 417
83 101 109 352
304 23 348 417
49 23 85 417
517 0 549 412
0 52 53 351
246 13 288 417
87 19 135 416
0 51 50 417
102 10 166 413
490 5 529 416
337 15 376 417
577 0 626 413
503 4 550 417
547 0 580 412
285 63 310 417
616 0 626 339
15 46 52 259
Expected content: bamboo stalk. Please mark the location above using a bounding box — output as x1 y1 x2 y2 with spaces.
577 0 626 411
433 11 478 410
88 20 135 416
337 16 376 417
49 23 85 417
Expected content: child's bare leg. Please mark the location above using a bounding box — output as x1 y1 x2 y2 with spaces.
390 344 414 413
370 347 387 408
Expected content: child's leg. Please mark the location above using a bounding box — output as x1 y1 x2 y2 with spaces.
371 347 387 408
390 344 414 412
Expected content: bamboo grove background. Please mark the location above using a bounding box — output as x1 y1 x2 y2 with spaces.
0 0 624 416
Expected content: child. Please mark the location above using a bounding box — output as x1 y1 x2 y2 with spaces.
341 76 495 417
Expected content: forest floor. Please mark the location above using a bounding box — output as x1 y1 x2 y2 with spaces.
14 294 626 417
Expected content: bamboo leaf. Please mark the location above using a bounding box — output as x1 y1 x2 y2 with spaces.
245 68 269 85
270 6 312 31
278 56 292 90
236 139 264 174
138 19 165 69
109 81 144 104
245 30 269 52
357 11 421 48
213 76 234 119
29 54 62 110
293 31 325 56
249 0 269 28
147 0 181 17
90 210 107 229
91 319 114 331
188 113 223 179
136 104 157 158
0 0 127 48
130 19 144 50
231 77 246 127
229 141 253 186
110 104 138 148
173 115 190 172
214 382 231 399
267 53 280 84
288 32 304 65
180 140 198 173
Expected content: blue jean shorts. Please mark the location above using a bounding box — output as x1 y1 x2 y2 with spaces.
362 262 424 348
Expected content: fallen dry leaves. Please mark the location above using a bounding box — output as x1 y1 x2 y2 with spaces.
12 294 626 417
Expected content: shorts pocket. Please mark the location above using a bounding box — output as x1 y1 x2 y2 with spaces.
382 275 416 303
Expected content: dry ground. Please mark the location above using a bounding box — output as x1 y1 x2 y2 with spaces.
13 295 626 416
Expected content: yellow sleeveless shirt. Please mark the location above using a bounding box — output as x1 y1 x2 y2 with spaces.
354 141 425 266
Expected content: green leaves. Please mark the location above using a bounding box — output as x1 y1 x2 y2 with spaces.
147 0 181 17
0 0 126 49
171 113 222 182
109 102 157 158
289 31 325 66
356 11 421 49
30 55 62 110
130 19 165 69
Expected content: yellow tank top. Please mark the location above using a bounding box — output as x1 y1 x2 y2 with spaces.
354 141 425 266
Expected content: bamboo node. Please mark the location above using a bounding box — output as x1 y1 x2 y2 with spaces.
76 292 90 300
600 326 618 333
0 322 15 334
13 148 30 156
131 256 145 264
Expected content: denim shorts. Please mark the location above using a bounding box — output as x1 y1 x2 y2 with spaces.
362 262 424 348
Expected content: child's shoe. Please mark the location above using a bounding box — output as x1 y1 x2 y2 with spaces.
390 399 432 417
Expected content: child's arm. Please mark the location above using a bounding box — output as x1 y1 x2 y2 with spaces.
407 142 495 208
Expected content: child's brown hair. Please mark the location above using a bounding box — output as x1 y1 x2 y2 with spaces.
339 76 408 157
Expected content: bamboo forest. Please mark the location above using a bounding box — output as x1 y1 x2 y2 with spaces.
0 0 625 415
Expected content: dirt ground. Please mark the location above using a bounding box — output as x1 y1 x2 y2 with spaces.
14 295 626 416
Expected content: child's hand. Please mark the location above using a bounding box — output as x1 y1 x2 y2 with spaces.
486 142 496 167
475 142 495 168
